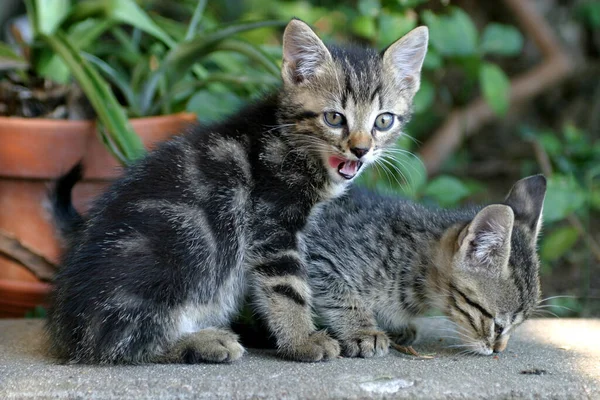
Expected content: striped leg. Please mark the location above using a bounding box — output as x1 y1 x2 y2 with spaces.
251 249 340 362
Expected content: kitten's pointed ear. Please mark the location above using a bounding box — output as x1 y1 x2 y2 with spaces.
504 175 546 236
281 19 332 85
457 205 514 276
382 26 428 94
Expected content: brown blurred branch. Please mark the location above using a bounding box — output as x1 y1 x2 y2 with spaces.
419 0 575 175
0 229 57 282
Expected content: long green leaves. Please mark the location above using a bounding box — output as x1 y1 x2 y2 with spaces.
139 20 286 114
42 33 145 162
70 0 175 47
185 0 208 41
0 42 28 70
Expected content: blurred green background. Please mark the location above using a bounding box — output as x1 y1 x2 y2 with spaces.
1 0 598 317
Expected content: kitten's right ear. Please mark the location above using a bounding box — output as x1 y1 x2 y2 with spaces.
281 19 332 85
382 26 429 95
457 205 514 277
504 175 547 236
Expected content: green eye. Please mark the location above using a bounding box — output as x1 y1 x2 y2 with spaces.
323 112 345 127
374 113 394 131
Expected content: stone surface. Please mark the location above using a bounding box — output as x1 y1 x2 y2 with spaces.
0 318 598 399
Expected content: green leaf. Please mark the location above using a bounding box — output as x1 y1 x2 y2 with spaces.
109 0 175 47
377 11 417 49
185 0 207 41
42 32 145 162
35 50 71 84
480 23 524 56
397 0 428 8
186 89 243 122
352 15 377 39
71 0 175 47
82 53 139 116
541 226 580 261
479 62 510 116
69 18 114 49
0 42 28 70
394 152 427 197
36 18 114 84
358 0 381 17
538 132 562 158
543 175 587 223
421 8 478 56
423 175 471 207
139 20 286 114
413 78 435 114
149 73 278 116
213 39 280 77
423 48 442 70
577 2 600 28
34 0 71 35
590 188 600 212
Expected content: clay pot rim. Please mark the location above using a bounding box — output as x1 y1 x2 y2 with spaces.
0 112 197 180
0 278 51 293
0 112 197 126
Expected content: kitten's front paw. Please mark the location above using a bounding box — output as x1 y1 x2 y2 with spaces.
340 330 389 358
390 323 418 346
281 330 340 362
180 328 245 363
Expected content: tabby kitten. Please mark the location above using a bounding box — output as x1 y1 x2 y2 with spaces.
302 175 546 357
47 19 429 364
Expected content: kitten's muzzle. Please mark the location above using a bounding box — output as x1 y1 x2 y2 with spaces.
328 155 363 180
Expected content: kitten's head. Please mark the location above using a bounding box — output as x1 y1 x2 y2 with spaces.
444 175 546 355
279 19 428 183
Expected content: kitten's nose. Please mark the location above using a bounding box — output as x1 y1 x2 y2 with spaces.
350 147 369 159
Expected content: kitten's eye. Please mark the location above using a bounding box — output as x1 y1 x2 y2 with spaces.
374 113 394 131
323 112 345 128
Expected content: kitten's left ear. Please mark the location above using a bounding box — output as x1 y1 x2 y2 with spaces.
281 19 332 85
457 205 514 277
504 175 547 236
382 26 429 95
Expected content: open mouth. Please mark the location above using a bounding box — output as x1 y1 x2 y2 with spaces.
328 156 363 180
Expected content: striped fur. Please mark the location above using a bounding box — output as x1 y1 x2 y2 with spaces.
46 19 428 364
302 175 546 357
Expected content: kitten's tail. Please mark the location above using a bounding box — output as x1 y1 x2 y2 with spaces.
50 162 86 244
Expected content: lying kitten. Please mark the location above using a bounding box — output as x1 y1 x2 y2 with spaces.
302 175 546 357
47 19 429 364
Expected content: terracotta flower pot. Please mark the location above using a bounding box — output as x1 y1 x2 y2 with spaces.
0 112 197 318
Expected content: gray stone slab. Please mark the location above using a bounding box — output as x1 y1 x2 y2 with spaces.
0 318 598 399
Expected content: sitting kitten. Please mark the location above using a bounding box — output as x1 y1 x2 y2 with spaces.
302 175 546 357
47 19 429 364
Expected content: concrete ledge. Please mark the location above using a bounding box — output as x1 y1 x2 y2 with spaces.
0 319 598 399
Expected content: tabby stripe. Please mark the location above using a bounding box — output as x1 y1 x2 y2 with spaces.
450 293 479 334
343 73 353 108
412 264 428 309
308 253 344 279
272 284 306 307
321 305 355 311
370 83 382 104
450 283 493 319
398 264 410 310
254 255 303 277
